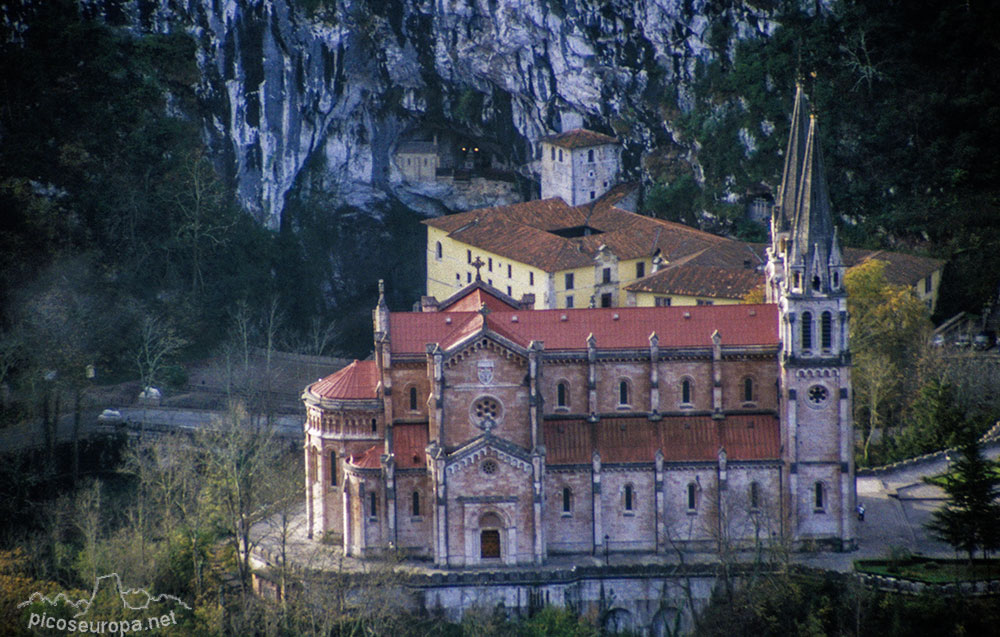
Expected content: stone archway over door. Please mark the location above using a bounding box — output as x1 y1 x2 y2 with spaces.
480 512 503 559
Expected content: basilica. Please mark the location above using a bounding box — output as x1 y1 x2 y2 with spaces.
301 86 856 566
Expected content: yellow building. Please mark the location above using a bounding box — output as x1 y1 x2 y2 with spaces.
423 126 943 313
423 187 733 309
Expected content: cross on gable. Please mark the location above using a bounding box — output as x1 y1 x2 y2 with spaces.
471 256 485 281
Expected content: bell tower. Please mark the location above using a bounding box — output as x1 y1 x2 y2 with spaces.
768 85 855 549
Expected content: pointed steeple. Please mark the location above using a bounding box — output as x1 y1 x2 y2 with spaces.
774 82 811 235
789 112 838 269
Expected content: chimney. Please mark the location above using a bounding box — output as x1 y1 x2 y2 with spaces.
420 296 440 313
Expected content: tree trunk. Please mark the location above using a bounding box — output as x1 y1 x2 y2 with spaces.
72 387 81 485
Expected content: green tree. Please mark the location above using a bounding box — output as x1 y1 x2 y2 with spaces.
925 437 1000 563
845 259 932 465
897 379 970 458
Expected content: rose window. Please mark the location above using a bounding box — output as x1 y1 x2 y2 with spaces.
481 460 498 475
807 384 829 406
471 396 503 431
474 397 500 420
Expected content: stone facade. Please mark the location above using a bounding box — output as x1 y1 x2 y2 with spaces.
539 129 621 205
302 88 856 565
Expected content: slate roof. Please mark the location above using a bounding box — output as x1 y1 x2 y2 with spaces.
540 128 619 149
544 414 781 465
388 304 778 356
306 360 378 400
398 141 437 154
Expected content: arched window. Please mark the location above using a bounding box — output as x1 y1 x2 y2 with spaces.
821 311 833 350
412 491 420 517
681 378 692 405
557 382 568 409
801 312 813 351
812 275 821 291
743 377 754 403
618 380 630 406
687 483 697 510
409 386 418 411
750 482 760 509
371 418 377 433
587 149 594 162
624 484 634 511
562 487 572 513
435 241 442 260
814 482 825 510
369 492 378 519
329 450 337 486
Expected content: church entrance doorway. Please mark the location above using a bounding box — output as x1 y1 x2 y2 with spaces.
480 530 500 558
479 511 503 560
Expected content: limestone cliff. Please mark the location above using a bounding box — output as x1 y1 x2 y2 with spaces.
71 0 793 228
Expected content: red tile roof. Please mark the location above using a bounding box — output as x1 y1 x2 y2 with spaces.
544 414 780 465
540 128 619 149
841 248 944 288
348 444 382 469
389 304 778 355
424 198 729 273
393 423 429 469
437 284 521 313
307 360 378 400
625 264 765 300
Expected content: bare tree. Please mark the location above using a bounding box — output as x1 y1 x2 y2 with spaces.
200 401 282 597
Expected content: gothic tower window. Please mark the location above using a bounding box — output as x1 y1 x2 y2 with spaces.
562 487 572 514
681 378 693 406
369 492 378 520
687 482 697 511
618 379 631 407
743 377 754 403
624 484 634 511
812 274 821 291
814 482 825 511
412 491 420 517
821 311 833 351
557 382 568 409
409 386 418 411
801 312 813 351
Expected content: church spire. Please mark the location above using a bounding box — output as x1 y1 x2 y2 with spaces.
773 82 811 237
789 111 838 269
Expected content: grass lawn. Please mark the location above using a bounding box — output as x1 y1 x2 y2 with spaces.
856 558 1000 583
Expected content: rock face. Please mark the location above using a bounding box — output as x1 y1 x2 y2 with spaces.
79 0 783 228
